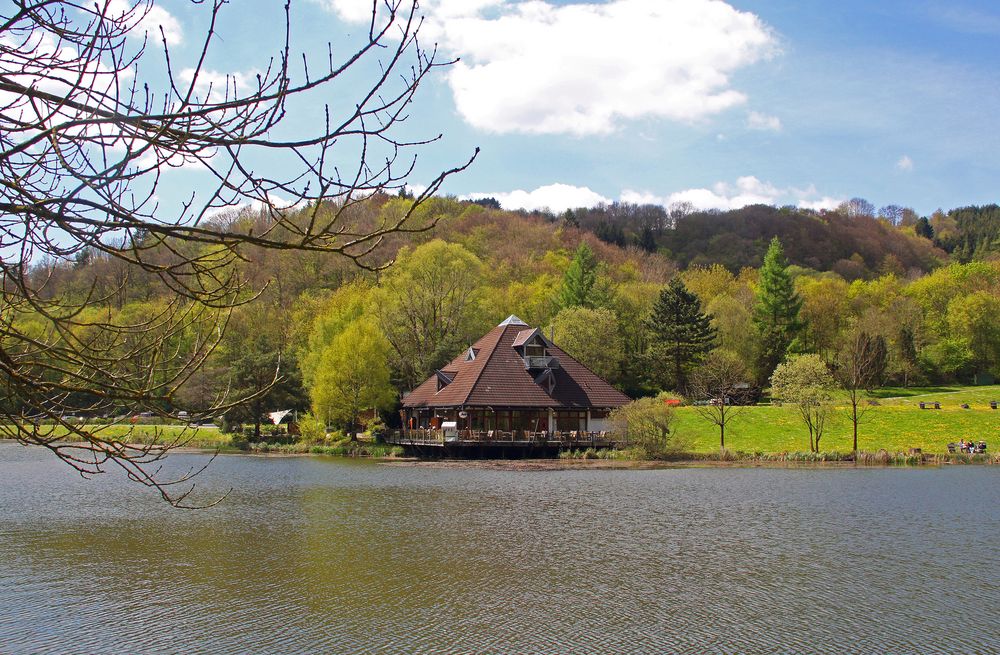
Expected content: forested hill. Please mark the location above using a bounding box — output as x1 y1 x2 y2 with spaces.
561 203 947 276
931 204 1000 262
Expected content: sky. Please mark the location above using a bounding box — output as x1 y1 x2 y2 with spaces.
144 0 1000 216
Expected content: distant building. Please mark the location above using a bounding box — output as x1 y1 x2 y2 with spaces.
401 315 630 436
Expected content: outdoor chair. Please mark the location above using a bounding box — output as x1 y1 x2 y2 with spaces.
977 441 987 453
991 401 997 410
947 443 956 453
934 402 941 409
919 402 926 409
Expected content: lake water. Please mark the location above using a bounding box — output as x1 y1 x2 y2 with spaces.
1 442 998 654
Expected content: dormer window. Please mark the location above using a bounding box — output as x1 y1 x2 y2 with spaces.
534 368 556 395
435 370 454 392
465 347 479 362
525 342 546 358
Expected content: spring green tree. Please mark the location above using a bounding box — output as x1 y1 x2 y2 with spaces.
548 307 624 382
752 238 805 384
647 278 717 391
311 320 396 438
770 354 836 453
558 242 599 308
377 240 487 389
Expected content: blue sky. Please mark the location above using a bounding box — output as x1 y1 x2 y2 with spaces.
149 0 1000 216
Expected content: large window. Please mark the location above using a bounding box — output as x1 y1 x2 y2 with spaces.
555 411 586 432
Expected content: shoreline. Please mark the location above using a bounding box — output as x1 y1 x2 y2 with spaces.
3 440 995 469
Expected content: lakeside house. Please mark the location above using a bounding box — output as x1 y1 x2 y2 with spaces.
399 315 630 440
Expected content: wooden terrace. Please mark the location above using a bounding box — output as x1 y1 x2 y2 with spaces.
386 429 625 457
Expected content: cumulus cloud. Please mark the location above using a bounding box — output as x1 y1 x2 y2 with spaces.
463 183 611 212
107 0 183 46
896 155 914 171
623 177 841 211
466 178 840 213
747 111 782 131
326 0 776 135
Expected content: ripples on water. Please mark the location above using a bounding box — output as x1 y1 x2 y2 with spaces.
1 442 998 654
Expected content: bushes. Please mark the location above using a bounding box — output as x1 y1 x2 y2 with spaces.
609 395 690 459
246 441 403 458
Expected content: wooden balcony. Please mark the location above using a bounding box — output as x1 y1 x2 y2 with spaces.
387 429 621 450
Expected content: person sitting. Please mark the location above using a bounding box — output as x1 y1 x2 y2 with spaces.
959 439 967 453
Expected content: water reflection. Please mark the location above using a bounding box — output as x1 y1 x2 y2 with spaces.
1 443 997 654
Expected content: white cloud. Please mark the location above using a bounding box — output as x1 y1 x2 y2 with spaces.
326 0 777 135
896 155 914 171
463 183 611 212
747 111 782 131
107 0 183 46
466 178 841 213
623 177 842 211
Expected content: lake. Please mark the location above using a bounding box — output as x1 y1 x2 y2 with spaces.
1 442 997 654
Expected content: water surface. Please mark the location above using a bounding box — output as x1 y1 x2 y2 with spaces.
1 443 997 654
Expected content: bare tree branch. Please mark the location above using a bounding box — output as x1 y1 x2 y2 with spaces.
0 0 476 505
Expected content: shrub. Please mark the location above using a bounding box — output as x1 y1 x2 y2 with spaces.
609 395 689 458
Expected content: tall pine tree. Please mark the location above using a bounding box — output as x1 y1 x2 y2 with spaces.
647 278 717 391
559 242 598 308
751 237 804 384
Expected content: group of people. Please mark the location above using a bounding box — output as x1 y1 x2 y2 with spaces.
956 439 987 454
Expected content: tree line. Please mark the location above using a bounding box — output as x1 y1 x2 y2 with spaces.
15 194 1000 444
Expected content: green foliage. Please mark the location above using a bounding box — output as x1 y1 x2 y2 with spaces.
219 305 306 439
609 395 689 458
647 278 716 391
376 239 487 389
946 291 1000 374
310 319 395 434
548 306 624 382
558 242 599 309
933 204 1000 261
770 354 837 452
296 413 328 443
752 238 805 383
299 281 374 389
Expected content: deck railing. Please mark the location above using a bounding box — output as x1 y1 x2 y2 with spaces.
387 429 623 448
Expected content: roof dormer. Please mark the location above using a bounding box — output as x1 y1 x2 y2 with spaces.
435 370 454 392
512 328 559 370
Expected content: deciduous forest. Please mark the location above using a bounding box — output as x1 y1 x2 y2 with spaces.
16 194 1000 433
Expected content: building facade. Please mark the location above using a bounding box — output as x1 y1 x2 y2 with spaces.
401 315 631 437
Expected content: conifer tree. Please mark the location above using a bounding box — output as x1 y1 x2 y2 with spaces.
559 242 599 308
647 278 717 391
752 237 805 383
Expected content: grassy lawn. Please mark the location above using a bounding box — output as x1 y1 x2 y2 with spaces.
38 424 235 449
676 385 1000 455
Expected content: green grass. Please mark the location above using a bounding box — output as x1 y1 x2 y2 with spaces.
36 424 235 449
675 385 1000 455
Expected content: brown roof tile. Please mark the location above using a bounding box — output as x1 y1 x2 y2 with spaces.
402 317 630 409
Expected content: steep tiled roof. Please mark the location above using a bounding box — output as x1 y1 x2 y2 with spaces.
402 319 631 409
